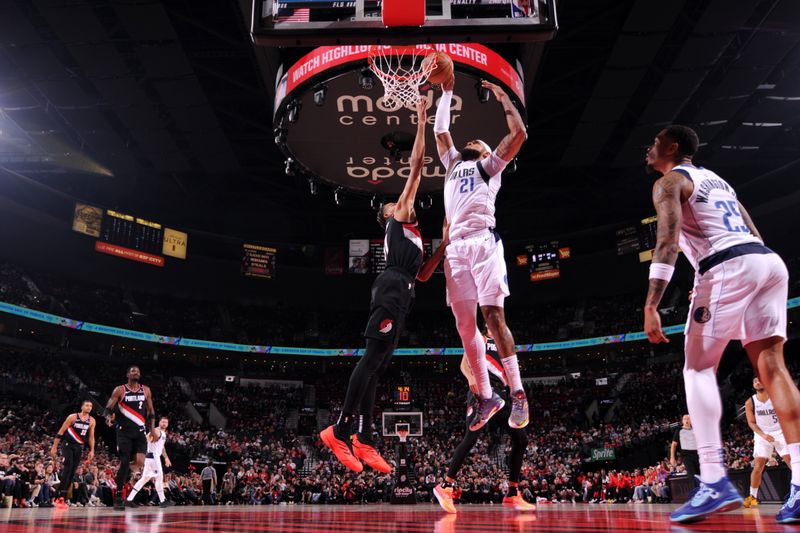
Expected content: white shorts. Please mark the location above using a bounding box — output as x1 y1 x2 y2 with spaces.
685 253 788 345
444 230 509 307
141 458 163 480
754 432 788 459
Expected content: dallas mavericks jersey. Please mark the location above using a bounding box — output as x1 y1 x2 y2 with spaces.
460 336 507 389
673 164 762 271
147 429 167 459
441 147 508 241
752 395 782 435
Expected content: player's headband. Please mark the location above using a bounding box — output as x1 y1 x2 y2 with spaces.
470 140 491 154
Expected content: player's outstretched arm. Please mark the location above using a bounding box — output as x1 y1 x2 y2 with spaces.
481 80 526 162
644 172 684 344
394 97 427 222
417 219 449 282
434 75 456 161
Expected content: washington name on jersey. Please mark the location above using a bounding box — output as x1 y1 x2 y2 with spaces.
673 164 762 271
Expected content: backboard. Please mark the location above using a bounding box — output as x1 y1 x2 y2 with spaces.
252 0 558 46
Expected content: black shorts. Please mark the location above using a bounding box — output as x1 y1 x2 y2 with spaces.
116 426 147 457
364 268 415 342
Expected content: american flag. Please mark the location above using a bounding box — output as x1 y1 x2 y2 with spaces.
277 7 310 22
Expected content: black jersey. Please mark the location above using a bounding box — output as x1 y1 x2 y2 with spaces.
484 336 507 389
66 413 91 446
384 217 423 279
117 384 147 431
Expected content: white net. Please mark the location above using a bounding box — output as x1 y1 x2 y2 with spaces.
368 46 437 111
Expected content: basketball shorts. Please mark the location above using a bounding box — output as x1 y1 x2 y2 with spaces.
445 229 509 307
685 252 788 344
364 268 414 342
116 426 148 457
141 457 163 479
754 431 788 459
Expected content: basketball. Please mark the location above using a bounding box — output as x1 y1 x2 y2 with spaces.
424 52 454 85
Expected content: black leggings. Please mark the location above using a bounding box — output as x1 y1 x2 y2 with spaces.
59 441 83 498
447 411 527 483
338 337 395 436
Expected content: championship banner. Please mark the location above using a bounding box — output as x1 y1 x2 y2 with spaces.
162 228 188 259
72 203 103 237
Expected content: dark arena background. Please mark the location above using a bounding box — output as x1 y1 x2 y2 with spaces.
1 0 800 532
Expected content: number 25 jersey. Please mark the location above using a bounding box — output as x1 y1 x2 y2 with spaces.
673 164 762 271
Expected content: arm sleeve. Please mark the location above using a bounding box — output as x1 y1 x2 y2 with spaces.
480 151 510 178
434 90 452 134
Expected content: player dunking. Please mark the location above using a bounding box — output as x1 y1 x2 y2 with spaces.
322 98 438 473
744 376 791 508
432 331 535 514
50 400 95 507
126 416 172 508
434 74 529 431
643 125 800 523
105 365 155 510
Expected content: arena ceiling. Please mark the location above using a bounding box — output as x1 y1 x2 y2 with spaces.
1 0 799 250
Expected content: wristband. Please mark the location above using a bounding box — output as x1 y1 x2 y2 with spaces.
55 433 63 439
649 263 675 282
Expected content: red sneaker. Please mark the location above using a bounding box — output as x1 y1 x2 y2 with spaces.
55 497 69 510
502 494 536 511
320 426 363 473
352 436 392 473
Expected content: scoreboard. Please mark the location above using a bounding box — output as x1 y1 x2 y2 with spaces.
615 216 658 262
393 385 411 410
527 241 560 282
101 210 163 256
242 244 277 279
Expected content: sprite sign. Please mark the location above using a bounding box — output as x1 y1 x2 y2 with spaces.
590 448 616 462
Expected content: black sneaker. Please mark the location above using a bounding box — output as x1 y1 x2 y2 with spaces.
114 498 125 510
159 500 175 508
124 500 140 508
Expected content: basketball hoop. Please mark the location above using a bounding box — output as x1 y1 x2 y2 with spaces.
397 428 409 443
395 422 411 443
368 45 437 111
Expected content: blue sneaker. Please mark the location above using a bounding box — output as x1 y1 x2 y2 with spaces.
669 476 743 523
776 483 800 523
468 392 505 432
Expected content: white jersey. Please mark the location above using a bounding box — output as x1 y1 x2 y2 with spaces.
147 428 167 459
752 395 782 435
441 147 508 241
674 164 762 271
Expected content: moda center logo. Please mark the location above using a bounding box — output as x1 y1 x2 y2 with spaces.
336 92 461 185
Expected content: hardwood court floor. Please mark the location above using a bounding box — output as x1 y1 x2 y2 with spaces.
0 503 791 532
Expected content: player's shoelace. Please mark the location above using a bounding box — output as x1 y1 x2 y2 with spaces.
687 484 718 506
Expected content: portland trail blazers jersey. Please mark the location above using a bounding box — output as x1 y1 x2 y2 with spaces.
118 384 147 431
752 394 782 436
672 164 762 271
67 413 91 446
384 217 423 279
460 336 508 390
440 146 509 241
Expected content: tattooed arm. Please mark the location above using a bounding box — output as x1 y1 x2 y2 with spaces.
644 172 685 343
